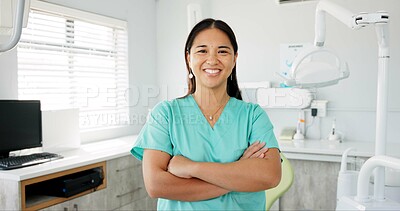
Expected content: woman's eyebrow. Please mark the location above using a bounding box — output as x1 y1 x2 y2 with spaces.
194 45 207 48
218 46 232 50
194 45 232 49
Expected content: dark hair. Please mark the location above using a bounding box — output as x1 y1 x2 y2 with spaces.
183 18 242 100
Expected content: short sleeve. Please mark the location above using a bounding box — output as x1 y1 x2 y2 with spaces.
249 104 279 149
131 101 173 161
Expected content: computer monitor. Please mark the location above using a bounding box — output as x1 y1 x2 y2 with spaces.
0 100 42 158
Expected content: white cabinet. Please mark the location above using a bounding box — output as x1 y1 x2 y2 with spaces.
40 155 157 211
23 162 107 211
0 136 156 210
0 162 108 211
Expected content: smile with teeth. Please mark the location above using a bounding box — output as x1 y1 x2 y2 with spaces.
204 69 221 75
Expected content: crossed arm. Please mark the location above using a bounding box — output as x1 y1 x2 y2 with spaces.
142 141 281 201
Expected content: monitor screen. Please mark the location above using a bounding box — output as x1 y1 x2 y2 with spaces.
0 100 42 158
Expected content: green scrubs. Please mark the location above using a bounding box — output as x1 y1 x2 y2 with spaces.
131 95 279 210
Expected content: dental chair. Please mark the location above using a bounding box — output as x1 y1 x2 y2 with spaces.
265 153 294 211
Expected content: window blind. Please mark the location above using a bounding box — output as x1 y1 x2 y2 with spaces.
17 5 129 131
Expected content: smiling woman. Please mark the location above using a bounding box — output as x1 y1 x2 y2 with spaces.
186 28 237 92
131 18 281 211
184 19 241 101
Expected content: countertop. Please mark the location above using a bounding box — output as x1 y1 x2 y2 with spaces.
279 139 400 162
0 135 137 181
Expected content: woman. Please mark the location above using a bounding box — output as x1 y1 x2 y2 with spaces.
131 18 281 210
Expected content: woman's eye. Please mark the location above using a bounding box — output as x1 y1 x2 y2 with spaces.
196 50 207 54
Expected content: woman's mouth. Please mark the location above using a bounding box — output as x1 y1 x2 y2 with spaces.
204 68 221 76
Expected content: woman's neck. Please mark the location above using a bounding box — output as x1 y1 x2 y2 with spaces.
192 86 229 109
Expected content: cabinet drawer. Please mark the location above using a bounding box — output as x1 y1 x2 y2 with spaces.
40 190 106 211
106 156 148 210
116 196 158 211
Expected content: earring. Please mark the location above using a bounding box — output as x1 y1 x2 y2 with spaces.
230 74 233 80
189 72 194 79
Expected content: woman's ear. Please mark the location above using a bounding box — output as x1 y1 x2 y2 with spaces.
232 52 238 70
234 52 238 64
186 51 191 66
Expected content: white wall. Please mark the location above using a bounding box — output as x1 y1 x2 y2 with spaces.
0 49 18 98
0 0 158 141
156 0 400 143
156 0 211 100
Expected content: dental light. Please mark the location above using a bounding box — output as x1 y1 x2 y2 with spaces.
285 0 397 210
284 0 389 88
284 46 349 88
0 0 29 53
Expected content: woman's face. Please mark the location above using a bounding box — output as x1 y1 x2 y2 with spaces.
187 28 237 91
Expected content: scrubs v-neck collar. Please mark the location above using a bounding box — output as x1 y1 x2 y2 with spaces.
189 94 232 130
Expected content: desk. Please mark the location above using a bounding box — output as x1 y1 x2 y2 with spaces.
0 135 157 210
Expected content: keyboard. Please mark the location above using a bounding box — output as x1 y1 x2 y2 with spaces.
0 152 63 170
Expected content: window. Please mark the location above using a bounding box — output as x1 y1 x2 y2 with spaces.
17 0 129 132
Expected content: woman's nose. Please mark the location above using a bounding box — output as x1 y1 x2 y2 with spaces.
206 53 218 65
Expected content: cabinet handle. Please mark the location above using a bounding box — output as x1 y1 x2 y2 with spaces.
73 204 78 211
116 187 142 198
115 164 141 173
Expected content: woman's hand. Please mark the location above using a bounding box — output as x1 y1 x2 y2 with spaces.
239 141 269 160
168 155 195 179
